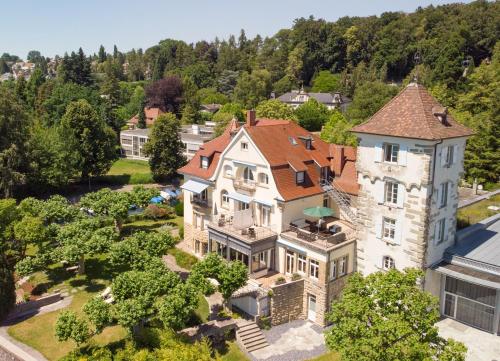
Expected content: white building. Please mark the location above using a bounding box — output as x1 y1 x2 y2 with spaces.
276 89 350 111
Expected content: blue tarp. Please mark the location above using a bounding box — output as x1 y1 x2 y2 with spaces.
150 196 165 204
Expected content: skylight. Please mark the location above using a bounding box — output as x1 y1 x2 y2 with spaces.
288 136 298 146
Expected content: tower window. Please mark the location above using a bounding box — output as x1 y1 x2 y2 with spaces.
435 219 447 245
384 143 399 163
382 217 396 240
382 256 395 270
385 182 399 205
439 182 449 208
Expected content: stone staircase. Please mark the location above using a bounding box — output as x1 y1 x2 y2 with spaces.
320 177 358 225
236 321 269 352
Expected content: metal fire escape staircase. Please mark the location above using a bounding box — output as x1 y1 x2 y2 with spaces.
320 177 358 226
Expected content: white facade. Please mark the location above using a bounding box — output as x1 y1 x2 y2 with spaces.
355 133 467 275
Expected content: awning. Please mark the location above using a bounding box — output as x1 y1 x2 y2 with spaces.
181 180 209 194
232 160 257 169
254 198 273 207
227 192 252 204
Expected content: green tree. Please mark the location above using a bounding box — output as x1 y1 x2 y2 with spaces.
143 113 186 181
13 216 46 259
137 98 147 129
83 297 112 334
0 255 15 321
197 88 229 105
295 98 331 131
311 71 341 93
158 283 199 330
320 110 357 146
346 81 399 123
272 75 297 96
233 69 272 108
256 99 296 120
60 99 117 182
79 188 130 232
98 45 107 63
325 269 467 361
55 311 90 347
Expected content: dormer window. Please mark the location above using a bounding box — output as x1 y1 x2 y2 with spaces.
305 139 312 150
296 171 305 184
384 143 399 163
200 156 209 169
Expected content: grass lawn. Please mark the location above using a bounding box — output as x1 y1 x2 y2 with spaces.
169 247 198 270
8 256 128 361
217 341 249 361
121 216 183 236
457 194 500 229
96 159 154 185
307 352 341 361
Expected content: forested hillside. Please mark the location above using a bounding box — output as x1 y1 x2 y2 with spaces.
0 0 498 198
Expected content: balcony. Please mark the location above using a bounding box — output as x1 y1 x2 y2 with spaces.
191 196 210 209
209 213 277 244
281 218 356 251
233 178 256 192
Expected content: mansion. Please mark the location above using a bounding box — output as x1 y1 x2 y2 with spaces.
179 84 500 335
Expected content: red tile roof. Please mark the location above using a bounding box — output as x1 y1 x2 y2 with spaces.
128 107 164 126
351 83 473 140
178 119 239 180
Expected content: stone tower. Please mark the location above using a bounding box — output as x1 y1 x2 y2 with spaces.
351 83 473 275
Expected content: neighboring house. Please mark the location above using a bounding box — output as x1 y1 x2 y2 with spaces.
127 107 164 128
276 89 351 111
180 122 216 160
120 122 216 161
0 73 12 82
432 214 500 335
179 111 358 326
120 128 150 160
200 104 222 114
11 61 36 80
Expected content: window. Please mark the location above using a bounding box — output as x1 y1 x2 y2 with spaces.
261 205 270 226
238 201 249 211
323 196 329 208
384 143 399 163
439 182 449 208
224 165 233 177
436 218 446 245
139 137 146 144
338 256 347 276
121 138 132 145
385 182 399 205
382 217 396 240
382 256 395 270
297 254 307 274
296 171 305 184
258 173 269 184
241 142 248 151
286 250 295 274
221 190 229 208
305 139 312 149
445 146 454 167
201 156 209 169
330 259 337 280
309 259 319 279
243 167 254 182
194 214 204 230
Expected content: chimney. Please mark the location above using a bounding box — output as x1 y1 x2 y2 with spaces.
332 145 345 176
246 110 257 127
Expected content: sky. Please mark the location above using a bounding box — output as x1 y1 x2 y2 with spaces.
1 0 472 59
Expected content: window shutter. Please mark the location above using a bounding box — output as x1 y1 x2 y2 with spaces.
440 147 447 167
442 218 447 243
375 143 383 162
447 182 453 205
398 145 407 166
396 184 405 208
375 217 382 239
376 180 385 204
394 218 403 244
433 222 439 245
452 145 458 164
435 187 440 207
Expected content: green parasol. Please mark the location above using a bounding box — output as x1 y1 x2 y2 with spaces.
303 206 334 218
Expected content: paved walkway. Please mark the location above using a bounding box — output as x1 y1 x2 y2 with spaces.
458 188 500 209
206 292 224 320
437 318 500 361
249 320 327 361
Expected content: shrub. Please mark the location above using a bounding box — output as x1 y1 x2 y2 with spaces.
179 225 184 240
275 276 286 285
175 201 184 217
143 204 168 220
292 273 302 281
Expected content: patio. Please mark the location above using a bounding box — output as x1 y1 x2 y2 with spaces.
437 318 500 361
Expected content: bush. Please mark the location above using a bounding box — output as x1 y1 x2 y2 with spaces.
292 273 302 281
179 225 184 240
169 248 198 270
175 201 184 217
143 204 173 220
275 276 286 285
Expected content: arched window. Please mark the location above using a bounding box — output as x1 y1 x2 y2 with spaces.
258 173 269 185
243 167 254 182
221 190 229 208
382 256 395 270
224 165 233 177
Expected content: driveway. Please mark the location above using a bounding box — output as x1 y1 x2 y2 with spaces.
249 320 327 361
437 318 500 361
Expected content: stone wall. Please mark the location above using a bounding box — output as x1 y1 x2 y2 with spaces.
303 278 328 326
183 222 209 255
12 293 62 315
270 279 304 325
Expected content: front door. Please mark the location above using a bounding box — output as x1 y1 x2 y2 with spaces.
308 295 316 322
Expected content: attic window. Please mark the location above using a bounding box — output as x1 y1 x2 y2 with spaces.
288 136 298 146
296 171 305 184
433 106 449 125
298 136 312 149
200 156 210 169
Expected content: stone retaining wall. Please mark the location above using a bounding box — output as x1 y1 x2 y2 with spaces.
11 293 61 317
270 279 304 325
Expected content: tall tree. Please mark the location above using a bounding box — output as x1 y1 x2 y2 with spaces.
60 99 117 182
137 98 147 129
325 269 467 361
143 113 186 181
98 45 107 63
233 69 272 108
255 99 296 120
145 76 183 114
295 98 331 131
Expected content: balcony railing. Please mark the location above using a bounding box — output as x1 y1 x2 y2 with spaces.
233 178 256 192
210 214 277 242
287 224 347 244
191 197 210 208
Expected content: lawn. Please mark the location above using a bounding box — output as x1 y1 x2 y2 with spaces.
96 159 154 185
169 247 198 270
457 194 500 229
307 352 341 361
8 256 128 361
217 341 249 361
121 216 183 236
